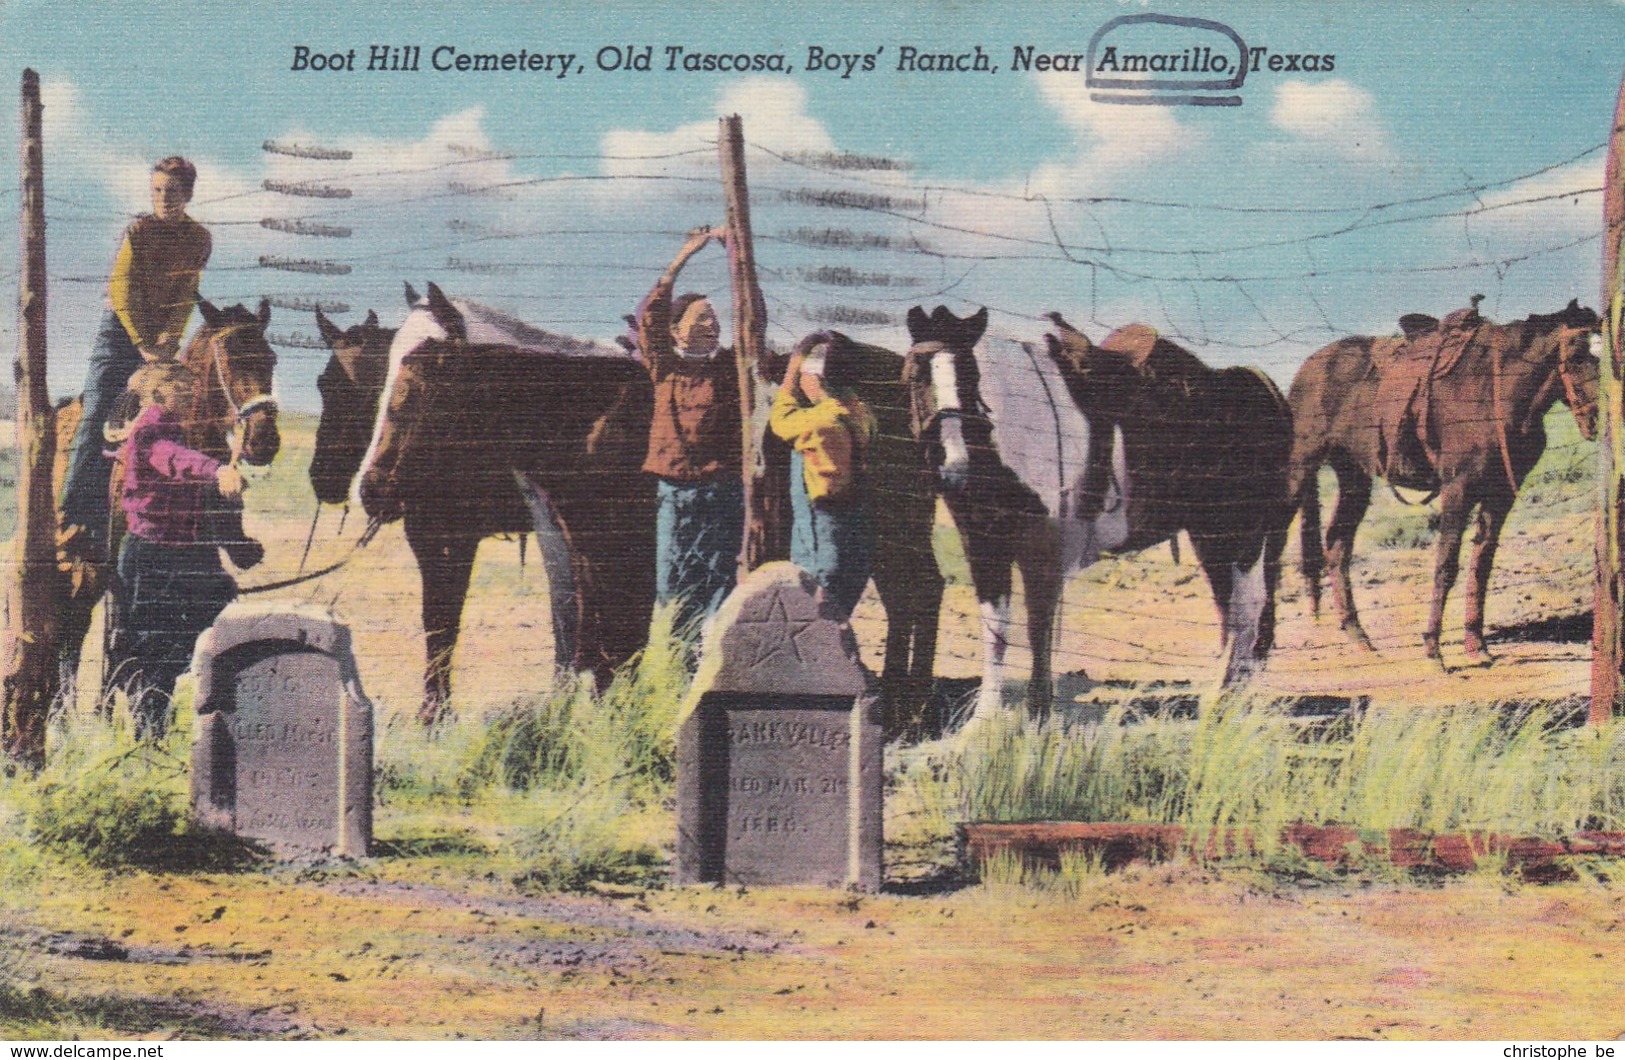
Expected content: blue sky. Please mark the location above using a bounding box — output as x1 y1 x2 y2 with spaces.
1 0 1622 408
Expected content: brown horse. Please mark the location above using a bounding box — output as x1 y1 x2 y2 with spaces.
311 301 582 687
1288 298 1600 664
53 298 281 697
356 283 656 722
902 305 1293 721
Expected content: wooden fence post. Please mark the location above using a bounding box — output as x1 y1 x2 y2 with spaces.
718 114 788 574
3 68 59 766
1592 70 1625 726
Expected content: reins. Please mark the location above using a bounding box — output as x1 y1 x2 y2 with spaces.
236 515 383 595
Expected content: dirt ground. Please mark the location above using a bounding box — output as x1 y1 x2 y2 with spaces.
3 415 1615 1040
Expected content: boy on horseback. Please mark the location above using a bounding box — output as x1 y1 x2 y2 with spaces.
637 226 744 636
59 156 211 570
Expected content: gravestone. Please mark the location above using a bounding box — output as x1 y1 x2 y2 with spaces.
676 562 882 889
189 603 373 856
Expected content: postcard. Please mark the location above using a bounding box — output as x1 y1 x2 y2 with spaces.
2 0 1624 1044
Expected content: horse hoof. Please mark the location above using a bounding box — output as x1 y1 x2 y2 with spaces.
1341 624 1377 653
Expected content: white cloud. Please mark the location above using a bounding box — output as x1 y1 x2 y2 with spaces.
600 78 834 178
1269 79 1390 159
1471 156 1602 238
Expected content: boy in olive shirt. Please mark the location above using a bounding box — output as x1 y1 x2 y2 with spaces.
60 156 211 565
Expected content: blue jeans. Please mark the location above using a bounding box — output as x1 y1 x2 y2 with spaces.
61 311 143 548
655 476 744 636
113 536 235 738
789 450 873 619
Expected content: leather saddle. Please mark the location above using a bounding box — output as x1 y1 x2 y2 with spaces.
1374 301 1483 488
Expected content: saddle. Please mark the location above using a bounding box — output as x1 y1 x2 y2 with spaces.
1374 300 1483 488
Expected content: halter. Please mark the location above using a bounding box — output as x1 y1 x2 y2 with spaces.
205 323 277 424
1558 331 1600 434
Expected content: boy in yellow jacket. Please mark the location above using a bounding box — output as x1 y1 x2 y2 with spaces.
769 331 878 618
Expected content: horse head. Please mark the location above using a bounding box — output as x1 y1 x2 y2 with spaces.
1040 312 1157 413
358 282 466 523
902 305 989 493
1547 298 1602 441
191 297 280 466
311 307 393 505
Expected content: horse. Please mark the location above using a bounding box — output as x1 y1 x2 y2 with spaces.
53 298 281 699
901 305 1294 721
1288 298 1600 665
355 283 656 724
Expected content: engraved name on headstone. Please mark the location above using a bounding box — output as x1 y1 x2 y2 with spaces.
677 562 882 889
189 604 372 856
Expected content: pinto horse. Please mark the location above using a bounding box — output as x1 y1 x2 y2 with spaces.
902 305 1293 721
1288 299 1600 664
53 298 281 697
356 283 655 723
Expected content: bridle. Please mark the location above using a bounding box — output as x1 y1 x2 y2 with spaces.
1557 329 1600 436
203 323 277 425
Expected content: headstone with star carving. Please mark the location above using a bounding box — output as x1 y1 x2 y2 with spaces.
675 562 882 889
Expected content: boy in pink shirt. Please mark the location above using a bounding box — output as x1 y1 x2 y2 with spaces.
111 366 255 738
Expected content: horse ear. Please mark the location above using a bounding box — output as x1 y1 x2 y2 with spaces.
256 298 272 330
963 307 990 346
315 308 342 347
424 282 465 341
196 298 223 329
404 282 421 307
906 306 930 341
364 309 379 330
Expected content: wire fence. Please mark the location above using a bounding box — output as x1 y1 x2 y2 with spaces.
0 128 1606 713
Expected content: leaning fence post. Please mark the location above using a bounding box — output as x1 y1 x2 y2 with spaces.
718 114 788 576
3 68 60 766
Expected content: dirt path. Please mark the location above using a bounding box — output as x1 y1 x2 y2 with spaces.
6 856 1625 1040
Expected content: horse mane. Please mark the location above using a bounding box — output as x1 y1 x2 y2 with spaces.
452 299 630 359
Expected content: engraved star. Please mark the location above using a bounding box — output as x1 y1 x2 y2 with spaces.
738 588 819 671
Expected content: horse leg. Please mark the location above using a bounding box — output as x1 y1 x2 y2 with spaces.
1017 521 1063 723
1288 457 1325 619
1220 537 1270 687
873 544 945 738
1324 456 1376 650
407 523 478 726
1462 490 1512 666
1424 479 1474 665
956 508 1015 723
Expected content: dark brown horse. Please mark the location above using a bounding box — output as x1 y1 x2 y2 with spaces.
1288 299 1600 664
902 305 1293 721
54 298 282 697
356 283 656 722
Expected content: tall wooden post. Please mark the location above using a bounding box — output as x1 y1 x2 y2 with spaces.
3 69 59 765
719 115 788 573
1591 70 1625 726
